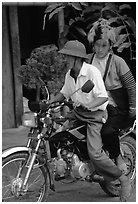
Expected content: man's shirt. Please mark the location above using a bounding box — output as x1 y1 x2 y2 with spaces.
61 62 108 111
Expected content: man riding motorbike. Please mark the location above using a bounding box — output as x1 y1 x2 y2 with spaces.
46 40 131 202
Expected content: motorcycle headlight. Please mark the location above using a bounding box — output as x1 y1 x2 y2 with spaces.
22 112 37 127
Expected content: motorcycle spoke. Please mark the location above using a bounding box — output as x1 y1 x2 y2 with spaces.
3 167 15 183
16 161 26 177
2 183 11 189
2 186 11 198
3 194 17 201
28 174 42 188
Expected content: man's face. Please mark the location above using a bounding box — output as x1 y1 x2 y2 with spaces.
94 38 110 59
66 55 75 69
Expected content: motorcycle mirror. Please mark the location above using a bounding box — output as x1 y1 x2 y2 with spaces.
81 80 94 93
69 80 94 98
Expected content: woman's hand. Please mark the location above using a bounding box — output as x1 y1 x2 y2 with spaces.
129 107 136 118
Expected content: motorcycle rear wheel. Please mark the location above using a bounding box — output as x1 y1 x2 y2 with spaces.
2 152 50 202
99 135 136 197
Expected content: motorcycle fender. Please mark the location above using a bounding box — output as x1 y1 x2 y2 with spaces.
2 146 29 158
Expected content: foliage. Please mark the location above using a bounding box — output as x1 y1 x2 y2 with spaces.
18 3 136 98
18 44 69 95
44 2 136 60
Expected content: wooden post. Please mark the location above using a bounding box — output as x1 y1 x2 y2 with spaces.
58 8 64 35
9 6 23 127
58 8 65 49
2 6 15 128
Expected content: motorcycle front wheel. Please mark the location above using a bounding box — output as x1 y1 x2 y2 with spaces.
100 135 136 197
2 152 50 202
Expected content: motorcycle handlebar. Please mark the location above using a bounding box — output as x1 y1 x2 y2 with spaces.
28 99 74 112
40 100 74 111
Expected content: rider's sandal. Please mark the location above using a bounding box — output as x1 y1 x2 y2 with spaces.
116 155 127 174
120 179 131 202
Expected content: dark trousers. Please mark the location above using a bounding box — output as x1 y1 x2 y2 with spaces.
101 105 129 159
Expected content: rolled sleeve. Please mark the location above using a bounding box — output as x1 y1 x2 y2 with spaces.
60 72 71 98
115 55 130 76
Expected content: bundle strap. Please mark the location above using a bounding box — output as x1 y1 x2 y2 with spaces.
103 54 112 82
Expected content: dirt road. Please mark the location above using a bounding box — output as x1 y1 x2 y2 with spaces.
47 179 136 202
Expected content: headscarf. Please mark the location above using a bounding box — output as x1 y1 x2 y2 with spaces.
88 18 116 44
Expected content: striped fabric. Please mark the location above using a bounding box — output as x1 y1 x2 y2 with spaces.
120 71 136 108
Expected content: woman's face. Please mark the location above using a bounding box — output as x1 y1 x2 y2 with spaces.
94 38 111 59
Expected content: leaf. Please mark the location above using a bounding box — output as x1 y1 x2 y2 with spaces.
70 2 82 11
75 17 84 21
69 19 75 26
101 6 111 12
83 5 102 15
62 25 69 37
113 26 125 37
119 4 131 11
113 34 128 47
117 42 131 52
80 2 88 7
101 5 117 16
49 6 65 20
125 17 136 35
44 3 63 13
75 27 87 36
86 13 100 30
108 17 121 25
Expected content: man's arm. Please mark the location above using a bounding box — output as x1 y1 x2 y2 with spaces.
87 97 108 109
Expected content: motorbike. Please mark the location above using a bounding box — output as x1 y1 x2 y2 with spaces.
2 81 136 202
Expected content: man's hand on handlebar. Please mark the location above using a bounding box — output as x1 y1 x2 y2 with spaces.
39 100 63 110
39 100 50 110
